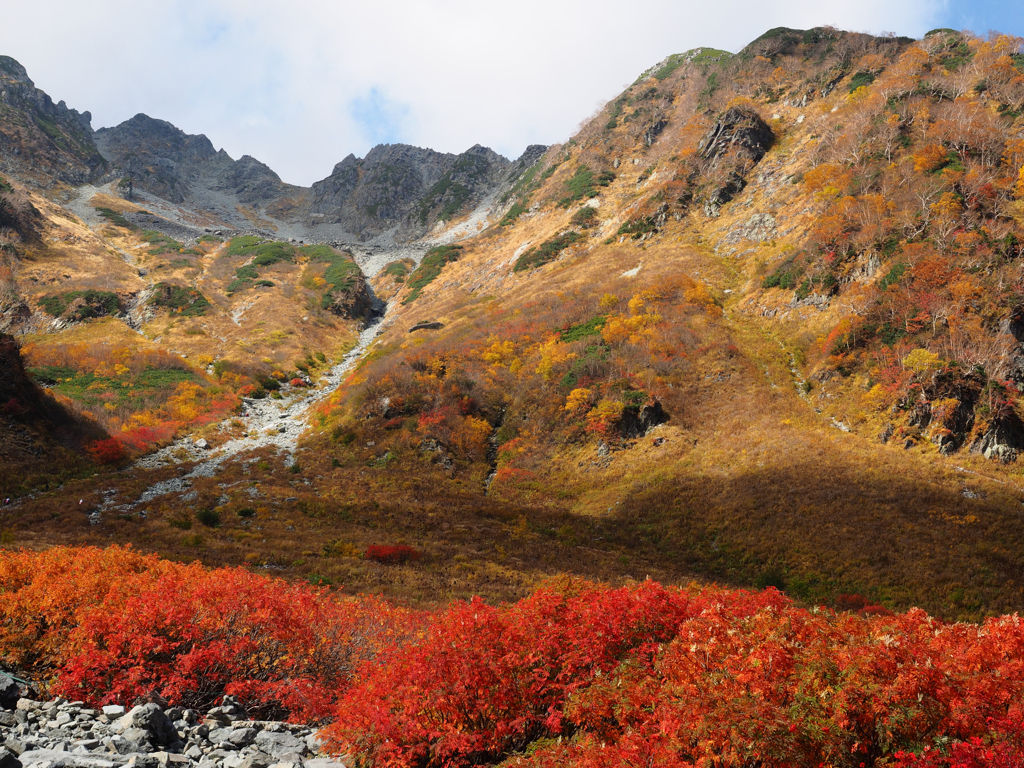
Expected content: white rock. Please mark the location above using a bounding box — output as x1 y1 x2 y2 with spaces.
117 706 143 729
102 706 126 718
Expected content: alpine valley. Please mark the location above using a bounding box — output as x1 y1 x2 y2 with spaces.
5 26 1024 768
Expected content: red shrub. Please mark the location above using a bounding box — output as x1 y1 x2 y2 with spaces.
365 545 420 565
0 546 415 721
290 378 307 387
326 585 1024 768
85 438 127 465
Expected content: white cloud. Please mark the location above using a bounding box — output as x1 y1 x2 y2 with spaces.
5 0 944 185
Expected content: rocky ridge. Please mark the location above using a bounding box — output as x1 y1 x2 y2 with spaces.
0 688 347 768
0 57 105 185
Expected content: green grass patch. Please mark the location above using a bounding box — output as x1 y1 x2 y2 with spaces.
559 315 607 343
383 261 411 282
149 283 211 316
402 245 464 305
226 240 297 293
141 230 182 254
513 232 581 273
29 365 197 411
224 236 264 256
38 290 120 321
95 207 134 229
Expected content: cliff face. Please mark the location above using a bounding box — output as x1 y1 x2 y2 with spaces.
0 56 106 184
92 115 537 242
93 114 301 207
304 142 513 241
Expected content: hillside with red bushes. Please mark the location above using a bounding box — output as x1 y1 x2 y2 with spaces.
2 547 1024 766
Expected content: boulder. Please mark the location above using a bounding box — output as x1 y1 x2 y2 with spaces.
0 748 20 768
618 400 669 438
253 732 306 758
971 411 1024 462
129 704 177 747
0 674 19 710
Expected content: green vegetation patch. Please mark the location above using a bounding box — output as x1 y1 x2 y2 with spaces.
38 290 120 321
402 245 463 305
141 230 182 255
513 232 581 273
571 207 599 228
94 207 134 229
558 167 615 208
849 71 876 93
559 315 607 343
224 236 264 256
617 216 658 240
762 261 806 290
225 237 301 293
879 262 908 291
305 245 361 308
29 365 197 411
149 283 211 316
560 343 609 389
383 261 411 283
500 199 530 226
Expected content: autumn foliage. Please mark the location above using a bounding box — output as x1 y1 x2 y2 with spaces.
3 547 1024 764
0 546 412 721
321 580 1024 768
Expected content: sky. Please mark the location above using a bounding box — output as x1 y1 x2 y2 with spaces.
4 1 1024 186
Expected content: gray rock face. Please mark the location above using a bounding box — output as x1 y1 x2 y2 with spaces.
305 142 512 242
0 697 348 768
0 56 106 184
93 115 301 209
698 107 774 217
971 412 1024 462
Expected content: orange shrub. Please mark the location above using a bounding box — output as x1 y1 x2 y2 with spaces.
0 546 413 720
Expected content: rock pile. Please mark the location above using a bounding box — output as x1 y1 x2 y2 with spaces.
0 686 348 768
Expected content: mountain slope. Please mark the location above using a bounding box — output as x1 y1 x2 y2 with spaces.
5 28 1024 620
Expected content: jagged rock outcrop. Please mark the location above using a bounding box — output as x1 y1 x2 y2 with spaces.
0 57 106 185
971 412 1024 462
304 143 512 241
697 107 773 216
321 271 378 324
93 114 301 208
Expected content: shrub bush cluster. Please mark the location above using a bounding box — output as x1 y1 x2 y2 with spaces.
3 548 1024 765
